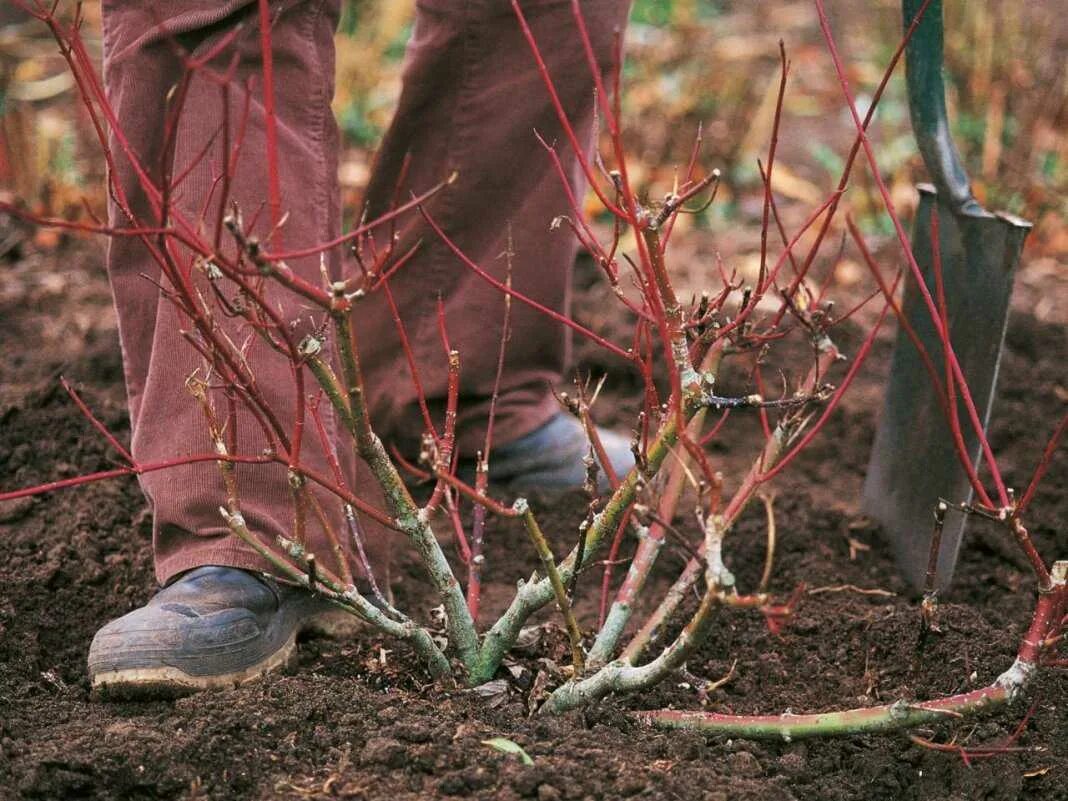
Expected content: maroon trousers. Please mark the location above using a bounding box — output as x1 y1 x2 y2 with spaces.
101 0 629 584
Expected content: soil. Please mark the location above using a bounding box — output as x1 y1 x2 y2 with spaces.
1 237 1066 801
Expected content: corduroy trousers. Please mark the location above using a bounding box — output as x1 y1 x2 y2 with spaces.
101 0 630 584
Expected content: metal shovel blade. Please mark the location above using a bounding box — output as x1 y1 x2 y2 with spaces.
863 185 1031 591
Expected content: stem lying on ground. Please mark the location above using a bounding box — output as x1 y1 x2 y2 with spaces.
637 565 1067 738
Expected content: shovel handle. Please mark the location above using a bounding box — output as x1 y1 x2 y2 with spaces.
903 0 982 215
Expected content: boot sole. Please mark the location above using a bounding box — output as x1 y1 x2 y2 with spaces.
92 632 298 700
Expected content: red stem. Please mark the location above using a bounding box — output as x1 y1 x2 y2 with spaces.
598 506 634 628
782 0 937 307
444 489 472 565
1016 412 1068 518
380 278 441 444
509 0 624 217
262 177 451 263
698 408 731 447
1 450 396 530
929 210 992 505
432 470 520 519
758 43 789 292
660 123 704 249
420 207 634 361
60 378 133 464
467 468 489 620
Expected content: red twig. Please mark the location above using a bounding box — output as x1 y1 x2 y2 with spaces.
758 43 790 293
420 206 634 361
425 328 460 515
444 488 472 565
390 444 432 482
783 0 937 305
431 470 520 520
1016 412 1068 519
698 408 732 447
510 0 624 217
598 506 634 628
261 176 453 262
0 449 396 530
909 702 1041 766
380 278 441 444
60 378 133 464
929 210 992 506
467 249 516 618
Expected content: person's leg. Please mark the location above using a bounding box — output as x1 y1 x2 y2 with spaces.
356 0 632 467
91 0 632 697
99 0 366 584
102 0 630 585
90 0 370 697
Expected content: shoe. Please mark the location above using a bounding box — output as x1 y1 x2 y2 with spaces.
87 566 355 699
485 413 635 492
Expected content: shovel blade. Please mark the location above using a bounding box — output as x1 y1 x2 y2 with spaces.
863 184 1031 592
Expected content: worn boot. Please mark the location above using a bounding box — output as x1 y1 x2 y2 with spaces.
87 566 354 699
89 417 632 700
486 413 635 492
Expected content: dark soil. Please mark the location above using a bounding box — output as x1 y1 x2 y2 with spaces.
1 240 1066 801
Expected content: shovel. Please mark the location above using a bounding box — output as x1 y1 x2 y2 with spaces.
862 0 1032 592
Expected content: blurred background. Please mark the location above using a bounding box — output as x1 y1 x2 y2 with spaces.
1 0 1065 320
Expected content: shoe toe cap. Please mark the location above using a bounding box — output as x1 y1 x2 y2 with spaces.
88 604 267 678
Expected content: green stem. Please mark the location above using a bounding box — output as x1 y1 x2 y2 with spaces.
471 412 684 684
636 563 1067 738
220 507 451 678
589 404 710 666
544 559 725 713
519 502 586 674
325 312 480 670
637 685 1010 740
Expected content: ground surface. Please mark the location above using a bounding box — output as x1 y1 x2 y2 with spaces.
2 2 1067 798
1 234 1066 801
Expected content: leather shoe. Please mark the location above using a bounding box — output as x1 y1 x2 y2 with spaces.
485 413 634 491
88 566 353 699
